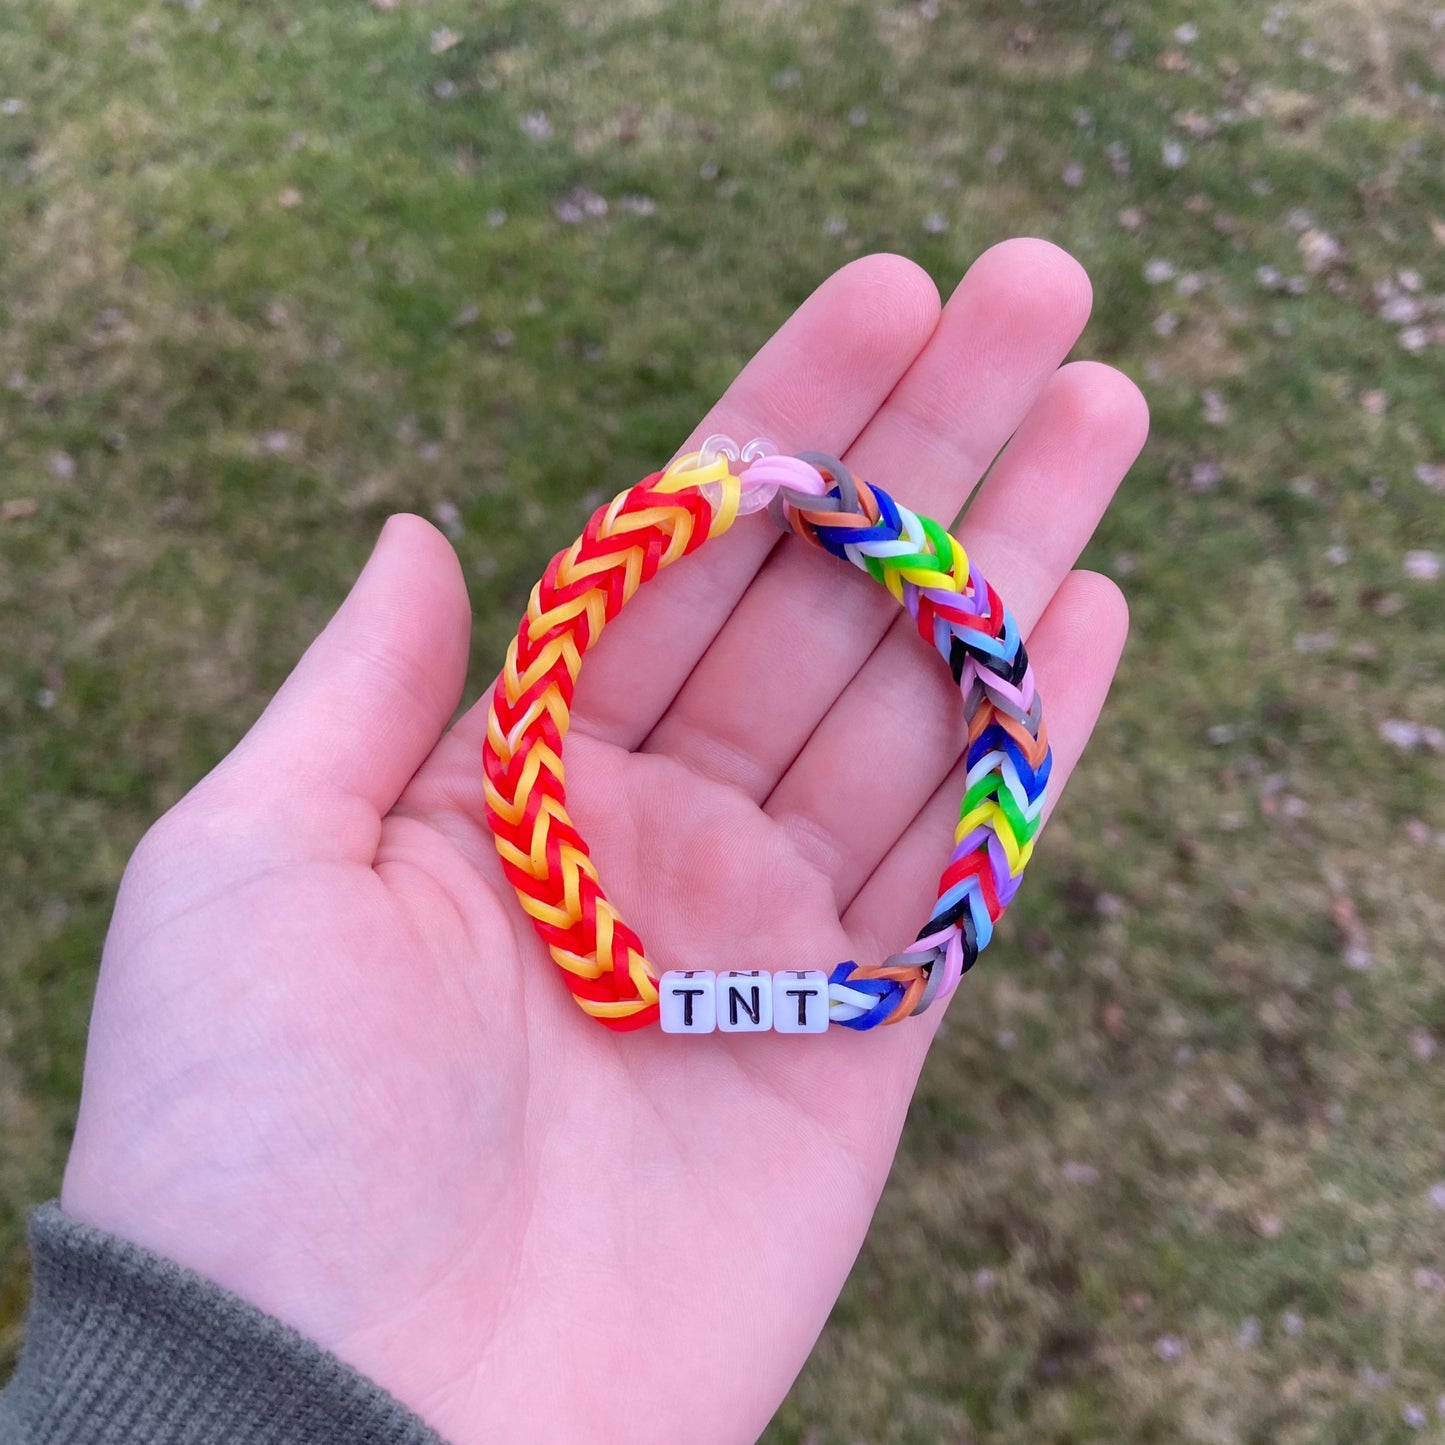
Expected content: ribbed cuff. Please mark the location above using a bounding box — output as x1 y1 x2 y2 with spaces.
0 1202 450 1445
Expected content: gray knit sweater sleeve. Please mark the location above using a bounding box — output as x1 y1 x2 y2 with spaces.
0 1203 451 1445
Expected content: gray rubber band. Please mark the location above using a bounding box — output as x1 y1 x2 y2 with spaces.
768 453 864 532
904 945 950 1015
766 485 849 531
966 684 1042 728
795 453 861 515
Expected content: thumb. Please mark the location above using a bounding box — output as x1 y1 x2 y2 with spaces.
215 513 472 848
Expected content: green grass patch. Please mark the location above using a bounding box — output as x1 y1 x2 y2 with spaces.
3 0 1444 1437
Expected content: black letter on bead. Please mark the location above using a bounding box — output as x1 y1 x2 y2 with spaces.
786 988 813 1028
675 987 704 1028
728 983 761 1027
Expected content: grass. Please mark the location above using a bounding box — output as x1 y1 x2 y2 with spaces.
3 0 1444 1438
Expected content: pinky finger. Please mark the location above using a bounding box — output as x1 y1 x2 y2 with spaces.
841 569 1130 1012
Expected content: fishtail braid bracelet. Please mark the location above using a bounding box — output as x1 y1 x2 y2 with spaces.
481 438 1051 1036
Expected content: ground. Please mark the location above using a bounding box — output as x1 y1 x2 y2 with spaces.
2 0 1444 1440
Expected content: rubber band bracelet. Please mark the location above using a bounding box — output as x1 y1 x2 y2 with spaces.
481 438 1051 1035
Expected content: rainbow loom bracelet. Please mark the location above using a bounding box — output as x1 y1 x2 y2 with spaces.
481 439 1051 1035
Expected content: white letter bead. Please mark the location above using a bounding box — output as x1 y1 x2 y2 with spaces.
772 969 830 1033
660 970 716 1034
717 970 773 1033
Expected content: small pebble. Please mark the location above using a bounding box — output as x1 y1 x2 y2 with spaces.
1202 389 1230 425
1188 460 1223 492
1403 550 1440 581
1379 718 1445 752
1299 228 1344 273
1252 1211 1282 1238
1380 296 1423 324
432 500 463 540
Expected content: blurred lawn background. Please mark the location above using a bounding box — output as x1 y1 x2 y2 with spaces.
3 0 1445 1439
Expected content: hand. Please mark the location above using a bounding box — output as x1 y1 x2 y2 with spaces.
62 241 1147 1445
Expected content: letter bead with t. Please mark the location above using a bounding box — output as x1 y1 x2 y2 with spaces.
659 970 717 1034
773 969 829 1034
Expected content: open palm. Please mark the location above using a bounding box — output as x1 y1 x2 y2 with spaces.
62 242 1148 1445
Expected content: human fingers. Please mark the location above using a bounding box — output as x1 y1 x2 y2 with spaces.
209 514 472 853
642 239 1093 801
445 253 942 758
